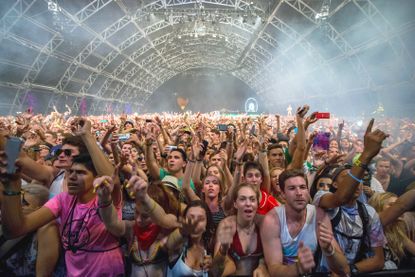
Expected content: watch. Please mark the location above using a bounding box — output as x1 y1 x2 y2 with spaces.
350 264 359 276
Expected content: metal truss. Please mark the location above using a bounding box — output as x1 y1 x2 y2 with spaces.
54 10 159 98
0 80 129 105
9 33 65 114
352 0 415 80
255 0 359 96
135 0 267 15
105 16 259 99
0 0 35 42
236 0 283 68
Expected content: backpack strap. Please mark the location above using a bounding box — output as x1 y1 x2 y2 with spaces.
354 201 371 263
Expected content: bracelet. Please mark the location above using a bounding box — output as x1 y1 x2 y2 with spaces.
347 171 363 183
98 199 113 209
260 149 267 153
3 190 21 196
188 159 196 163
323 245 336 257
353 158 369 171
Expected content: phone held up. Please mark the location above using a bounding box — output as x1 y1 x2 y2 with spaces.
217 124 228 132
5 136 24 174
315 112 330 119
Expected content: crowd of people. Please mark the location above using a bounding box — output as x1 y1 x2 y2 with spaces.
0 106 414 277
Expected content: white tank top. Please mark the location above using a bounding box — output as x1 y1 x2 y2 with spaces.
49 170 65 199
167 245 208 277
276 204 318 265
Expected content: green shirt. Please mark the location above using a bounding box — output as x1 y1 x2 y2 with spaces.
159 168 196 191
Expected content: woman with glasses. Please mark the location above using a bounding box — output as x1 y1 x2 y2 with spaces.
1 184 60 276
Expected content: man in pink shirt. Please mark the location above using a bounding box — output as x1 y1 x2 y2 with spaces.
1 119 124 276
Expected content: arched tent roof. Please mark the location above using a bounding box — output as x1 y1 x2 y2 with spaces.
0 0 414 115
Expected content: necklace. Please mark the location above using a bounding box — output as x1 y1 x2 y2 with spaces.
237 222 255 236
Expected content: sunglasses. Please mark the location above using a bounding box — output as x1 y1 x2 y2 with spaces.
137 156 144 162
56 149 72 157
21 190 30 206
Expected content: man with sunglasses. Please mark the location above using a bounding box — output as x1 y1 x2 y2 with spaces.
16 118 115 199
16 135 86 198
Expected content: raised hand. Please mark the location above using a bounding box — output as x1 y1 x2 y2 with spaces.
297 241 315 274
126 175 148 201
217 220 235 254
234 140 248 162
305 112 318 128
362 119 389 160
71 117 92 136
93 176 114 202
179 216 202 237
296 105 310 119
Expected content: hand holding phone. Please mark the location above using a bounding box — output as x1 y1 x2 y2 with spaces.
217 124 228 132
315 112 330 119
5 137 24 174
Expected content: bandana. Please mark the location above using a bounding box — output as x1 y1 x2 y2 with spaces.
133 223 161 251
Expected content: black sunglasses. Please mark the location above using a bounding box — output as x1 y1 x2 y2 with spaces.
137 156 144 162
56 149 72 157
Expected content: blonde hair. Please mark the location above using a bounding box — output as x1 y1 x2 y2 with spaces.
369 192 406 263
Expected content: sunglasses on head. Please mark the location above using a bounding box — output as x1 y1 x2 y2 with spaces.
56 149 72 157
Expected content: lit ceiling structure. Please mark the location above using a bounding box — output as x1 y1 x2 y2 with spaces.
0 0 414 115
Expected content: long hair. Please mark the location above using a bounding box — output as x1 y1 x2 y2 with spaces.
369 192 406 263
147 180 182 217
202 167 225 201
183 200 215 255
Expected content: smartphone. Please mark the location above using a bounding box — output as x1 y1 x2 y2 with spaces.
5 137 24 174
316 112 330 119
166 145 178 151
200 140 209 157
118 133 131 142
217 124 228 132
249 124 256 137
313 132 330 151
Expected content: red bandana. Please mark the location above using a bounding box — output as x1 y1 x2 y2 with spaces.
133 223 161 251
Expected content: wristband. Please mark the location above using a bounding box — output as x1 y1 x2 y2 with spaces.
347 171 363 183
353 159 369 171
3 190 21 196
